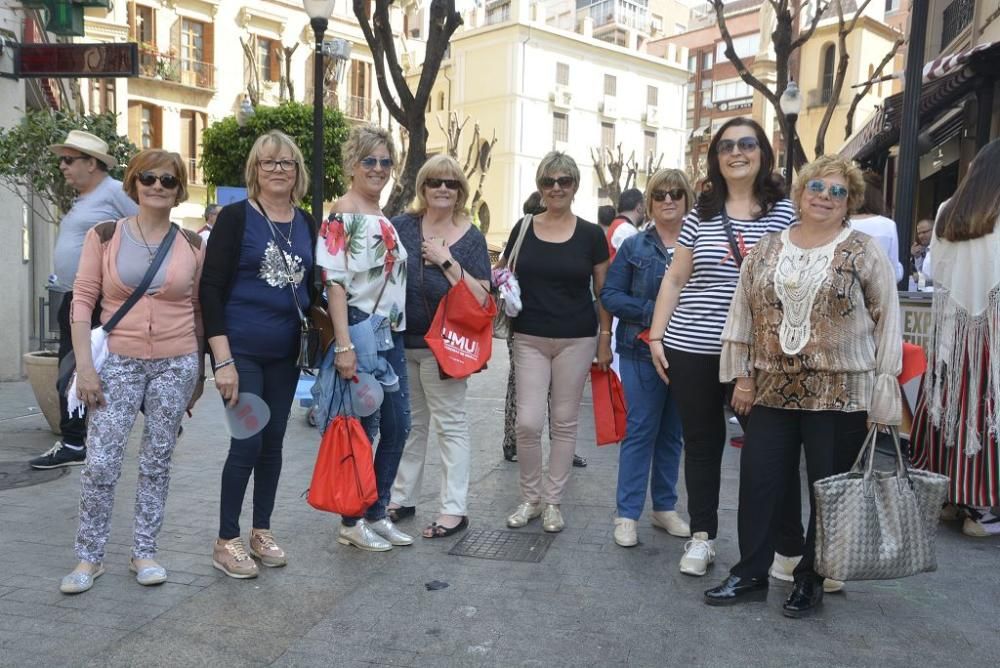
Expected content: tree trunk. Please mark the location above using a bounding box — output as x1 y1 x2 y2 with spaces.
386 119 426 216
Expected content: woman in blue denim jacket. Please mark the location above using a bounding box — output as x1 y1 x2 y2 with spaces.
600 169 695 548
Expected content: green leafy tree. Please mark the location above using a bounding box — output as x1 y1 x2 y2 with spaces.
200 102 350 212
0 110 137 225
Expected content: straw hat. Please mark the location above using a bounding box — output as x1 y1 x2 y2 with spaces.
48 130 117 169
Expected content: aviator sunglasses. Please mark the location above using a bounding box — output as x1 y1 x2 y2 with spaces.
651 188 686 202
137 172 180 189
359 156 394 169
425 177 461 190
538 176 575 189
716 137 760 155
806 179 849 200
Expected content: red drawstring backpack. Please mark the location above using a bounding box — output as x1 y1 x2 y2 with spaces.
308 384 377 516
591 364 628 445
424 271 497 379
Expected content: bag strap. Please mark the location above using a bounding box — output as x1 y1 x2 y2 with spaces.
720 207 743 267
102 222 178 334
505 214 533 274
256 199 307 323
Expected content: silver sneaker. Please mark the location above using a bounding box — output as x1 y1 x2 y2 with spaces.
337 520 392 551
368 518 414 546
129 559 167 586
59 564 105 594
542 504 564 533
506 501 543 528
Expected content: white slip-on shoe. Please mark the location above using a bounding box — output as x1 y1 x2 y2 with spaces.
613 517 638 547
650 510 691 537
60 564 105 594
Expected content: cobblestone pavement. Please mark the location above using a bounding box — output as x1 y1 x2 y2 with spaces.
1 346 998 667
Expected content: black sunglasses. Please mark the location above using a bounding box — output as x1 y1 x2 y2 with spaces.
652 188 686 202
137 171 180 190
539 176 575 189
425 177 461 190
359 156 393 169
716 137 760 155
58 155 91 165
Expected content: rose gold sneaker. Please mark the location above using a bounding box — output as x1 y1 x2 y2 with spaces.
213 537 259 579
249 529 288 567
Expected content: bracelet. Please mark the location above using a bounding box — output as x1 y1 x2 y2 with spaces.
735 384 753 393
599 331 612 336
213 358 235 371
333 343 355 354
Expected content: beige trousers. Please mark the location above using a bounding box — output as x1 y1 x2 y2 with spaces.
390 348 471 516
512 333 596 505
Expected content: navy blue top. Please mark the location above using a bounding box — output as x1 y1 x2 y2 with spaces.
393 212 491 343
225 201 314 359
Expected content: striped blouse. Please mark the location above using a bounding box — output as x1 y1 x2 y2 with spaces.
664 198 796 354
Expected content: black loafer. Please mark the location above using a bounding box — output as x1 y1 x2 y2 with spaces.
782 576 824 618
386 506 415 522
704 574 769 606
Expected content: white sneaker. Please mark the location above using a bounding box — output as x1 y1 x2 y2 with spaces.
770 552 844 592
613 518 637 547
962 508 1000 537
650 510 691 537
337 520 392 552
679 532 715 576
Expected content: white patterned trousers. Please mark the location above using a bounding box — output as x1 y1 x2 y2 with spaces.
75 352 198 564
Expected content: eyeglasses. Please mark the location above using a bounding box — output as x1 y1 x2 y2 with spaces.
137 172 180 190
359 156 393 170
805 179 849 201
716 137 760 155
259 159 298 172
58 155 91 166
425 177 461 190
538 176 575 189
651 188 686 202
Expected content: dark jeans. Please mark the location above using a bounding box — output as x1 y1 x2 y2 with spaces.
665 346 803 550
342 318 410 526
57 291 100 447
731 406 868 581
218 354 299 539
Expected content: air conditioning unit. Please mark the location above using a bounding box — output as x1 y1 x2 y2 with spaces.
601 95 618 117
550 85 572 109
644 105 659 125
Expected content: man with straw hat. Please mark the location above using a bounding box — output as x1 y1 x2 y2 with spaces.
29 130 138 470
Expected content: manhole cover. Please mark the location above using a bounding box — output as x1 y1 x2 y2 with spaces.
0 462 69 491
448 529 554 563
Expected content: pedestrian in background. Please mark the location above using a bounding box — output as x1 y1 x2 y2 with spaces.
60 149 203 594
201 131 317 578
601 168 693 548
503 152 612 533
198 202 221 243
30 131 138 471
849 172 904 282
606 188 643 261
911 138 1000 537
647 117 800 577
316 124 411 552
704 155 900 618
387 155 491 538
597 204 616 233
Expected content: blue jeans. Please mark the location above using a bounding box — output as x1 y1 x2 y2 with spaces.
343 328 410 525
615 352 684 519
219 355 299 539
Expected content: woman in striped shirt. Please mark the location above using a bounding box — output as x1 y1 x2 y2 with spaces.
647 117 800 578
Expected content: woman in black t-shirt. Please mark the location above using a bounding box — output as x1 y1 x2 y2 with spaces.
501 152 612 533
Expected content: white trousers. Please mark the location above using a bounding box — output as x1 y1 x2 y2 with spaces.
390 348 472 515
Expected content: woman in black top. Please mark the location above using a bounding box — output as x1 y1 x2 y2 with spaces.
200 131 317 579
386 155 491 538
502 151 612 533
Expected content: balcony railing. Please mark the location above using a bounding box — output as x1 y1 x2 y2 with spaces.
941 0 974 49
485 0 511 25
138 47 215 90
343 95 373 121
186 158 203 185
579 0 650 33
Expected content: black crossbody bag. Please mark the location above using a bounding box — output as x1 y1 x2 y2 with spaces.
720 206 744 267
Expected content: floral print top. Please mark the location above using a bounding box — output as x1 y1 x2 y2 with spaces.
316 212 408 331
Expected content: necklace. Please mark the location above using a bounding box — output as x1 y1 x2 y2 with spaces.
257 200 294 248
134 217 158 265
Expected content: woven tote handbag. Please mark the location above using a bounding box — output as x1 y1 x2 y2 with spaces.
813 426 948 581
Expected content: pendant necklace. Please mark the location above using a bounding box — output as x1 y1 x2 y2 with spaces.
135 217 158 265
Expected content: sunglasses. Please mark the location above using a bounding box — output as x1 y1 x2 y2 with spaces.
805 179 849 200
359 156 393 169
652 188 686 202
716 137 760 155
259 159 298 172
137 172 180 190
58 155 91 165
425 177 461 190
538 176 575 189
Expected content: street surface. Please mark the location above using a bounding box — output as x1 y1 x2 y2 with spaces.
0 346 998 667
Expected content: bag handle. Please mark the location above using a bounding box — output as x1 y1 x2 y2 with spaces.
499 214 532 274
850 425 911 497
103 222 178 333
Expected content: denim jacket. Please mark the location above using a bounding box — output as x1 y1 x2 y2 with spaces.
600 227 674 359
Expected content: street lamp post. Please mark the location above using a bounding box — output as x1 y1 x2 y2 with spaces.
303 1 338 220
779 80 801 193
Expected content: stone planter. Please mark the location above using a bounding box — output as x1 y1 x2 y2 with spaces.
23 351 61 435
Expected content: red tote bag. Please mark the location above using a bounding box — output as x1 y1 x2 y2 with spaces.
424 279 497 379
591 364 628 445
307 414 377 516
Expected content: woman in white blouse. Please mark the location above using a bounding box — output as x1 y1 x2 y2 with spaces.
849 171 904 282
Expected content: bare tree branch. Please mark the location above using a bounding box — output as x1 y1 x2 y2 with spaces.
353 0 407 126
790 0 831 51
710 0 781 110
844 37 904 139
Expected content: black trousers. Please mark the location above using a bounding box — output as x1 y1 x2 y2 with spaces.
665 346 803 550
57 291 100 447
731 405 869 580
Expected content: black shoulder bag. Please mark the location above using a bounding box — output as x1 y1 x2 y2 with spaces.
720 207 744 267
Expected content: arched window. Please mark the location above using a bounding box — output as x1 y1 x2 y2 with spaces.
821 44 836 104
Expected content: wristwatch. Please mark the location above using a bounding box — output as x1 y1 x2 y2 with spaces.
441 258 454 271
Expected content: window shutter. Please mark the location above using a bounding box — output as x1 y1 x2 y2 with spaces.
203 21 214 67
127 1 136 40
153 105 163 148
270 41 281 82
127 101 141 145
170 18 180 56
